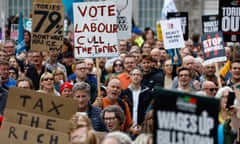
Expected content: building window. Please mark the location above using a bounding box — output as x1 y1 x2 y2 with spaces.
8 0 32 18
138 0 163 31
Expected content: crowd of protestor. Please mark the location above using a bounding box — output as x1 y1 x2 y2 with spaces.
0 14 240 144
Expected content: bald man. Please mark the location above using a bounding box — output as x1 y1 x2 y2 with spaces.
198 81 218 97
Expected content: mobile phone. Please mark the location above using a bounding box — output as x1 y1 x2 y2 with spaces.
226 92 235 109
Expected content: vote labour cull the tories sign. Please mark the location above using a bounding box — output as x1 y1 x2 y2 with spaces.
153 87 219 144
73 1 118 58
219 0 240 42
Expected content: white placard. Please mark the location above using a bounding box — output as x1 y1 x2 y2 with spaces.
73 1 119 58
159 19 185 49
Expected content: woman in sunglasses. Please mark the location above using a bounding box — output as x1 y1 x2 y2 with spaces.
37 72 59 96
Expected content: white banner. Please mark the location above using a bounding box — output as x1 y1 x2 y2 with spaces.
73 1 119 58
159 19 185 49
116 0 132 40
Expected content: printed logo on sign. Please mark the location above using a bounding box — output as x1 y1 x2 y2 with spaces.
167 23 174 29
176 96 197 113
231 35 237 41
230 0 240 5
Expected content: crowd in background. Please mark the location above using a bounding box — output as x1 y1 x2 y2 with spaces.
0 14 240 144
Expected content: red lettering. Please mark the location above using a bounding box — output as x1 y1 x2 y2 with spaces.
108 5 115 16
98 23 105 32
77 6 87 17
91 23 97 32
89 6 97 17
75 23 117 33
97 5 107 16
77 36 85 45
75 46 92 55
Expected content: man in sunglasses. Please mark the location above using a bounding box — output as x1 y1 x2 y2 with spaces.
199 80 218 97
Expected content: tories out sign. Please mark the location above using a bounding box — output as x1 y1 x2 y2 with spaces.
73 1 118 58
153 88 219 144
219 0 240 42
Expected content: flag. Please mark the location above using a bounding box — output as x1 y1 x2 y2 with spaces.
16 11 26 56
62 0 83 23
160 0 177 19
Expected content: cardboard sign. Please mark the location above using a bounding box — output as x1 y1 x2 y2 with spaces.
159 19 185 49
0 122 68 144
219 0 240 42
0 87 77 143
167 12 189 40
202 15 218 34
201 32 226 65
4 109 69 133
116 0 132 40
31 2 64 52
33 0 62 3
153 88 219 144
73 1 118 58
7 87 77 119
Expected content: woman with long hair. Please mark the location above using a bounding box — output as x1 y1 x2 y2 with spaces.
37 72 59 96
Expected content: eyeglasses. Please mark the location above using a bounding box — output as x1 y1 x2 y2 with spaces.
104 117 116 122
43 78 54 81
115 64 122 67
208 88 218 92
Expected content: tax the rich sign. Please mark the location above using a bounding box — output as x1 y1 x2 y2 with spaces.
202 15 218 34
73 1 118 58
0 87 78 144
201 32 226 65
219 0 240 42
153 88 219 144
31 2 64 52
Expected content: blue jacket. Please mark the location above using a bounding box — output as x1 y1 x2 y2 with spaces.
87 104 107 132
0 86 8 115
